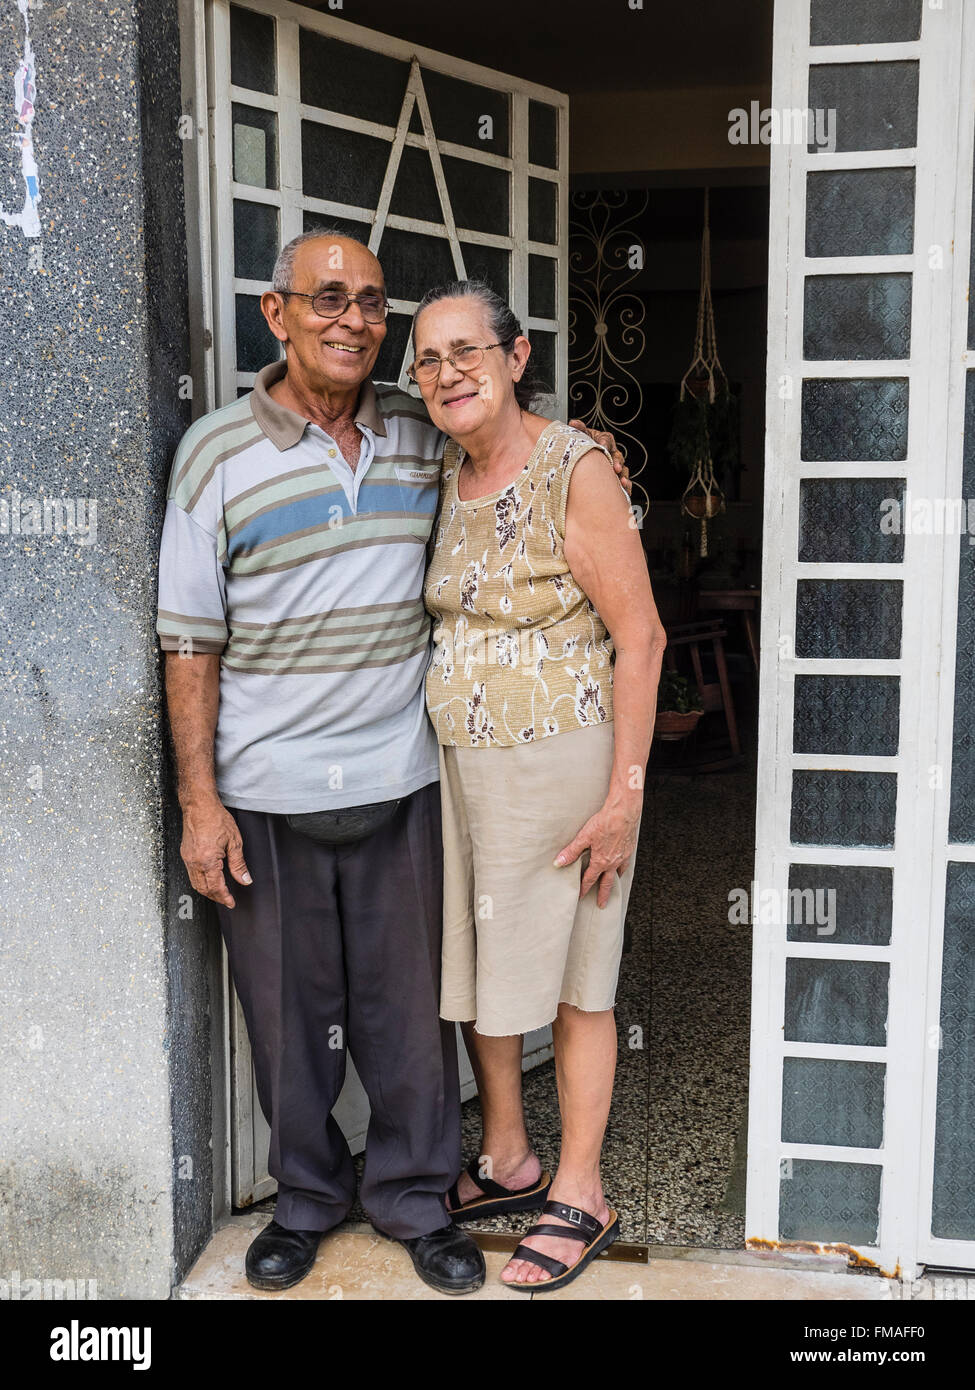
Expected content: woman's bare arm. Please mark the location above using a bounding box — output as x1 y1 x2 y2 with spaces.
557 450 667 906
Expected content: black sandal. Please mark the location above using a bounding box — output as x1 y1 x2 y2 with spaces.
447 1156 552 1222
505 1199 620 1292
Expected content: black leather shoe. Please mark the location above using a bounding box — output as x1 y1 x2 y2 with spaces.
245 1219 324 1291
394 1224 486 1295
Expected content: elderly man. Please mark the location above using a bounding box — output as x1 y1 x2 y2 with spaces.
157 229 622 1296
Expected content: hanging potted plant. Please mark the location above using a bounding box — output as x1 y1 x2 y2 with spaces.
666 188 738 556
655 670 704 740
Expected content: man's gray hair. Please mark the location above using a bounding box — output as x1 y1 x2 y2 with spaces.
272 225 371 292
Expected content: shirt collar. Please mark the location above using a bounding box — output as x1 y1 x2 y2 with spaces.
250 360 388 451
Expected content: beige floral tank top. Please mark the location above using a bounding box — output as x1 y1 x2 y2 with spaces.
423 420 615 747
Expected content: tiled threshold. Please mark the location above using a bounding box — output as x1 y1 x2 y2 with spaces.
175 1212 899 1301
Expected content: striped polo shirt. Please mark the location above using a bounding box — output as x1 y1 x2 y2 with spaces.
156 360 447 813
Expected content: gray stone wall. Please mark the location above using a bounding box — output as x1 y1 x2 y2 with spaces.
0 0 210 1297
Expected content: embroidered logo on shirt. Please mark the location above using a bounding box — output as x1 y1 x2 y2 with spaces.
395 466 438 483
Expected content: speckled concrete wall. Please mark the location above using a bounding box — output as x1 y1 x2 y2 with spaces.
0 0 211 1296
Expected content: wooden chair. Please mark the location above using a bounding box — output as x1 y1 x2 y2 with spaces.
696 588 760 675
660 618 744 770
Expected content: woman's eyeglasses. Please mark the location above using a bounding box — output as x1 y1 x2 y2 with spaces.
407 343 504 384
274 289 389 323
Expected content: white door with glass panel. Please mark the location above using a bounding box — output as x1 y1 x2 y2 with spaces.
201 0 569 1207
751 0 975 1279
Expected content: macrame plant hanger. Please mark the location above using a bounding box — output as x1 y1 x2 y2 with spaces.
679 187 727 556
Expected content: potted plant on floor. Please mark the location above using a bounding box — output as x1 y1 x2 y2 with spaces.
655 670 704 740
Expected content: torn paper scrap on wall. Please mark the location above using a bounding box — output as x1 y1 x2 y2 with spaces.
1 0 40 238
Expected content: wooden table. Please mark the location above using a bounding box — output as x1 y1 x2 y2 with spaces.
696 587 760 674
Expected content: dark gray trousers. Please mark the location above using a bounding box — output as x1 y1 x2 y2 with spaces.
216 781 461 1239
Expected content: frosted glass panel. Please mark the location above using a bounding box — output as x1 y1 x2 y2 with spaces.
798 478 905 563
806 169 915 258
421 69 510 156
932 862 975 1237
232 104 278 190
378 228 455 303
784 959 889 1046
529 178 558 245
947 375 975 842
970 115 975 351
303 212 370 243
795 579 902 659
808 63 919 153
460 243 510 303
233 200 279 283
373 313 412 387
389 146 442 224
791 770 897 848
803 274 912 361
301 123 388 208
780 1160 882 1245
529 255 557 319
782 1058 885 1148
443 158 510 237
786 864 893 946
300 30 408 126
529 101 559 169
801 378 909 461
810 0 921 46
793 675 899 756
236 294 276 374
230 3 275 95
529 331 557 396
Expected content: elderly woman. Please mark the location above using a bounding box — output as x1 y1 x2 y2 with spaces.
409 280 667 1291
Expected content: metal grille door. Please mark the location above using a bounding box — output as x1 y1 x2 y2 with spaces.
206 0 568 410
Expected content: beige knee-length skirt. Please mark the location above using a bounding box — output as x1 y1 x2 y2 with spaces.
438 720 640 1037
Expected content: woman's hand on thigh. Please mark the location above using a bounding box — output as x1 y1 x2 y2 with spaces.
554 796 641 908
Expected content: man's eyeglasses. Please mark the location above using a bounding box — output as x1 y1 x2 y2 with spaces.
407 343 505 384
274 288 389 323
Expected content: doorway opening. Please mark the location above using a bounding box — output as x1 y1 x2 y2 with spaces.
205 0 775 1253
308 0 775 1253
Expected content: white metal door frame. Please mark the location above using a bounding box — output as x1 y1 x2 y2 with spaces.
747 0 964 1281
915 0 975 1272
